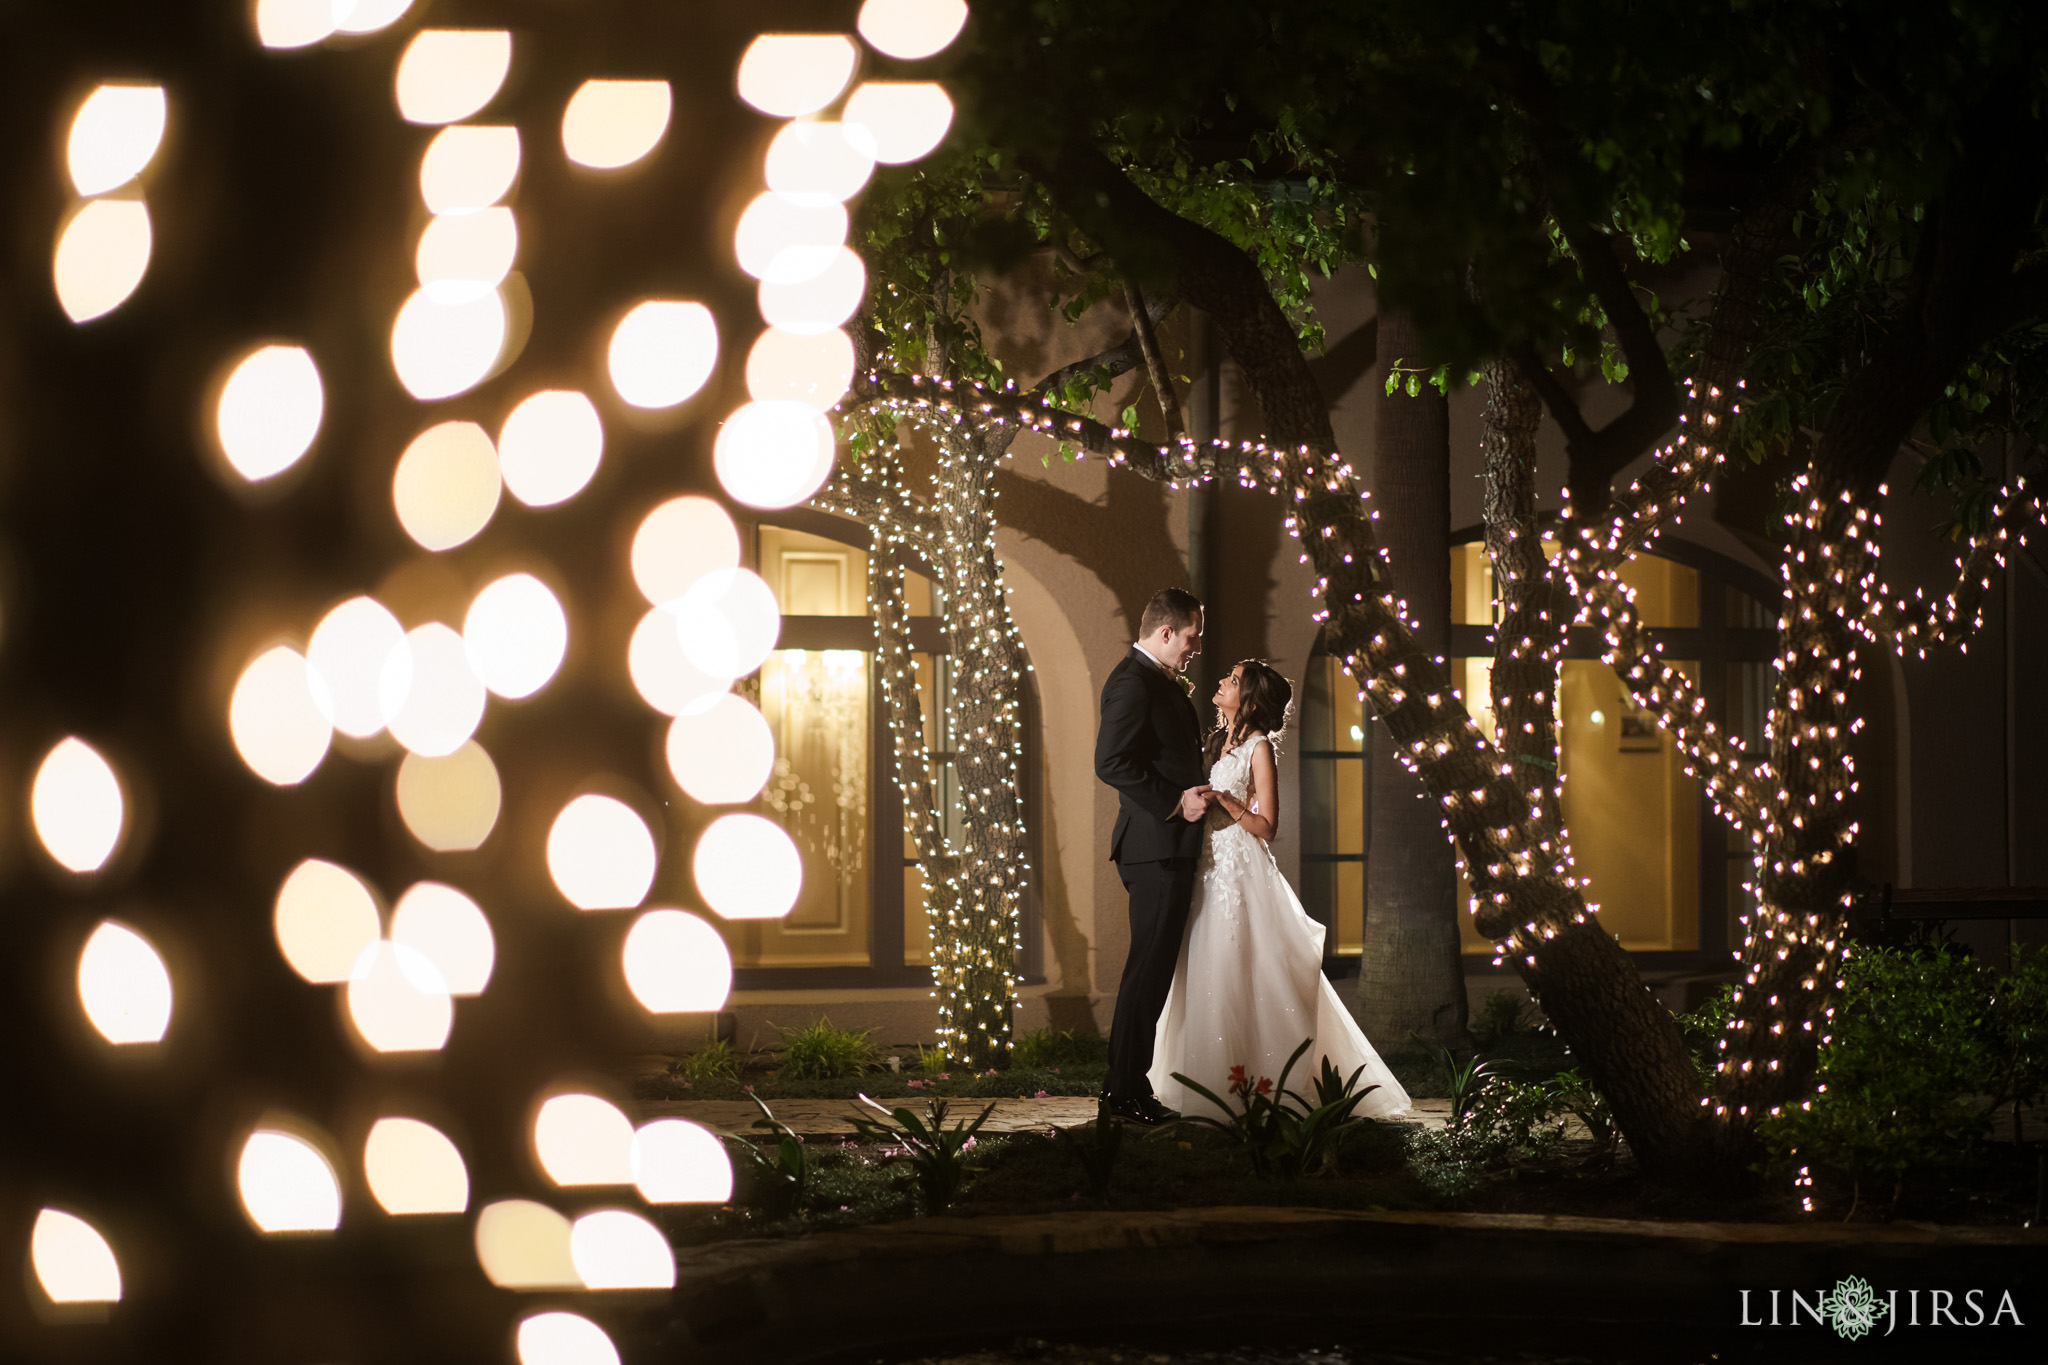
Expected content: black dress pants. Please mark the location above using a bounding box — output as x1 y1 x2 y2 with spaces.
1105 854 1198 1099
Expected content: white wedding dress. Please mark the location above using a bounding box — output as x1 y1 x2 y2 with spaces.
1148 734 1413 1119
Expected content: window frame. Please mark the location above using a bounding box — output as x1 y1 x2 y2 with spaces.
734 508 1044 991
1300 527 1779 976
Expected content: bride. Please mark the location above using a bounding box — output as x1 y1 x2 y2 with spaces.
1148 659 1412 1120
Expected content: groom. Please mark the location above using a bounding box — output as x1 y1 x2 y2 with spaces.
1093 586 1210 1124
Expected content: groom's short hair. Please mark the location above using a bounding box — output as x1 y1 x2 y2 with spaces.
1139 587 1203 639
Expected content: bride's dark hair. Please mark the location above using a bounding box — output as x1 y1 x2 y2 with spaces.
1206 658 1293 764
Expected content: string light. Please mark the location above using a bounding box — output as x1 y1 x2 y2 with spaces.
830 363 2044 1132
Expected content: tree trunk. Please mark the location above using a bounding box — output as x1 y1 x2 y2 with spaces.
1354 310 1467 1046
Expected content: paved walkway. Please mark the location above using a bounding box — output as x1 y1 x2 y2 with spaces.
638 1095 1459 1135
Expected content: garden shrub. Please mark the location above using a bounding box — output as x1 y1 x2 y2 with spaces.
1758 944 2011 1212
1470 990 1535 1049
1010 1026 1110 1070
673 1037 744 1086
776 1018 878 1079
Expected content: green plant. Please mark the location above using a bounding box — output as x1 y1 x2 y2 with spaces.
914 1042 951 1076
723 1093 809 1221
1543 1065 1617 1161
1169 1039 1381 1182
1987 945 2048 1141
1010 1027 1110 1071
1470 991 1535 1049
775 1017 878 1080
848 1094 998 1214
672 1037 744 1086
1414 1035 1518 1127
1677 983 1737 1088
1759 945 1998 1217
1055 1098 1124 1204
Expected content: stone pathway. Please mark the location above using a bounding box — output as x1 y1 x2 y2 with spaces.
637 1095 1458 1136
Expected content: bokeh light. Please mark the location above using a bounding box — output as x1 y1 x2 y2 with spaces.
857 0 970 59
31 737 124 874
416 207 518 301
499 389 604 507
346 941 454 1053
393 420 502 551
395 29 512 125
475 1201 580 1290
274 858 381 986
254 0 341 49
338 0 415 34
631 496 740 606
746 326 854 408
734 192 848 283
30 1210 121 1305
364 1117 470 1214
230 645 332 785
628 608 732 716
67 84 166 196
420 125 521 213
546 795 656 910
216 344 324 482
568 1210 675 1290
713 399 837 508
630 1119 733 1204
736 34 858 117
237 1129 342 1233
763 121 875 201
621 909 732 1013
308 596 410 739
517 1313 620 1365
694 813 803 920
388 622 486 757
464 573 568 698
391 881 495 996
607 301 717 409
395 740 502 851
53 199 152 324
77 921 172 1045
533 1093 634 1185
843 81 954 163
391 286 508 401
666 693 774 803
561 80 672 170
671 568 782 678
757 246 866 336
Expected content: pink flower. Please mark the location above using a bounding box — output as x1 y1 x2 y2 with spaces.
1034 1089 1050 1099
938 1072 951 1081
743 1084 755 1093
907 1078 926 1088
1049 1068 1060 1075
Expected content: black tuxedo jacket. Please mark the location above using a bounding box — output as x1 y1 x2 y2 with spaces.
1094 649 1206 864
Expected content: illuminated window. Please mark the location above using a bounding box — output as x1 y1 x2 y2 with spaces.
710 517 1041 987
1299 536 1774 966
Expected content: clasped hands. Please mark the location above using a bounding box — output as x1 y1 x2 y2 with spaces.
1179 784 1221 822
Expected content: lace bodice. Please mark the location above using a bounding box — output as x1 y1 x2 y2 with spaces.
1201 734 1270 877
1207 733 1264 803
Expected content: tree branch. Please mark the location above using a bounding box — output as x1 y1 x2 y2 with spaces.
1123 279 1186 442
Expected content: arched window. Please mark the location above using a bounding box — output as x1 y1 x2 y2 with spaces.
1299 535 1776 968
720 512 1042 988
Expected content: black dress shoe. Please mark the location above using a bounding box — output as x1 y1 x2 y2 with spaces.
1104 1094 1179 1125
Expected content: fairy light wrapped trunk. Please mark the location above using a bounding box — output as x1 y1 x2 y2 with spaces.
822 424 1031 1073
